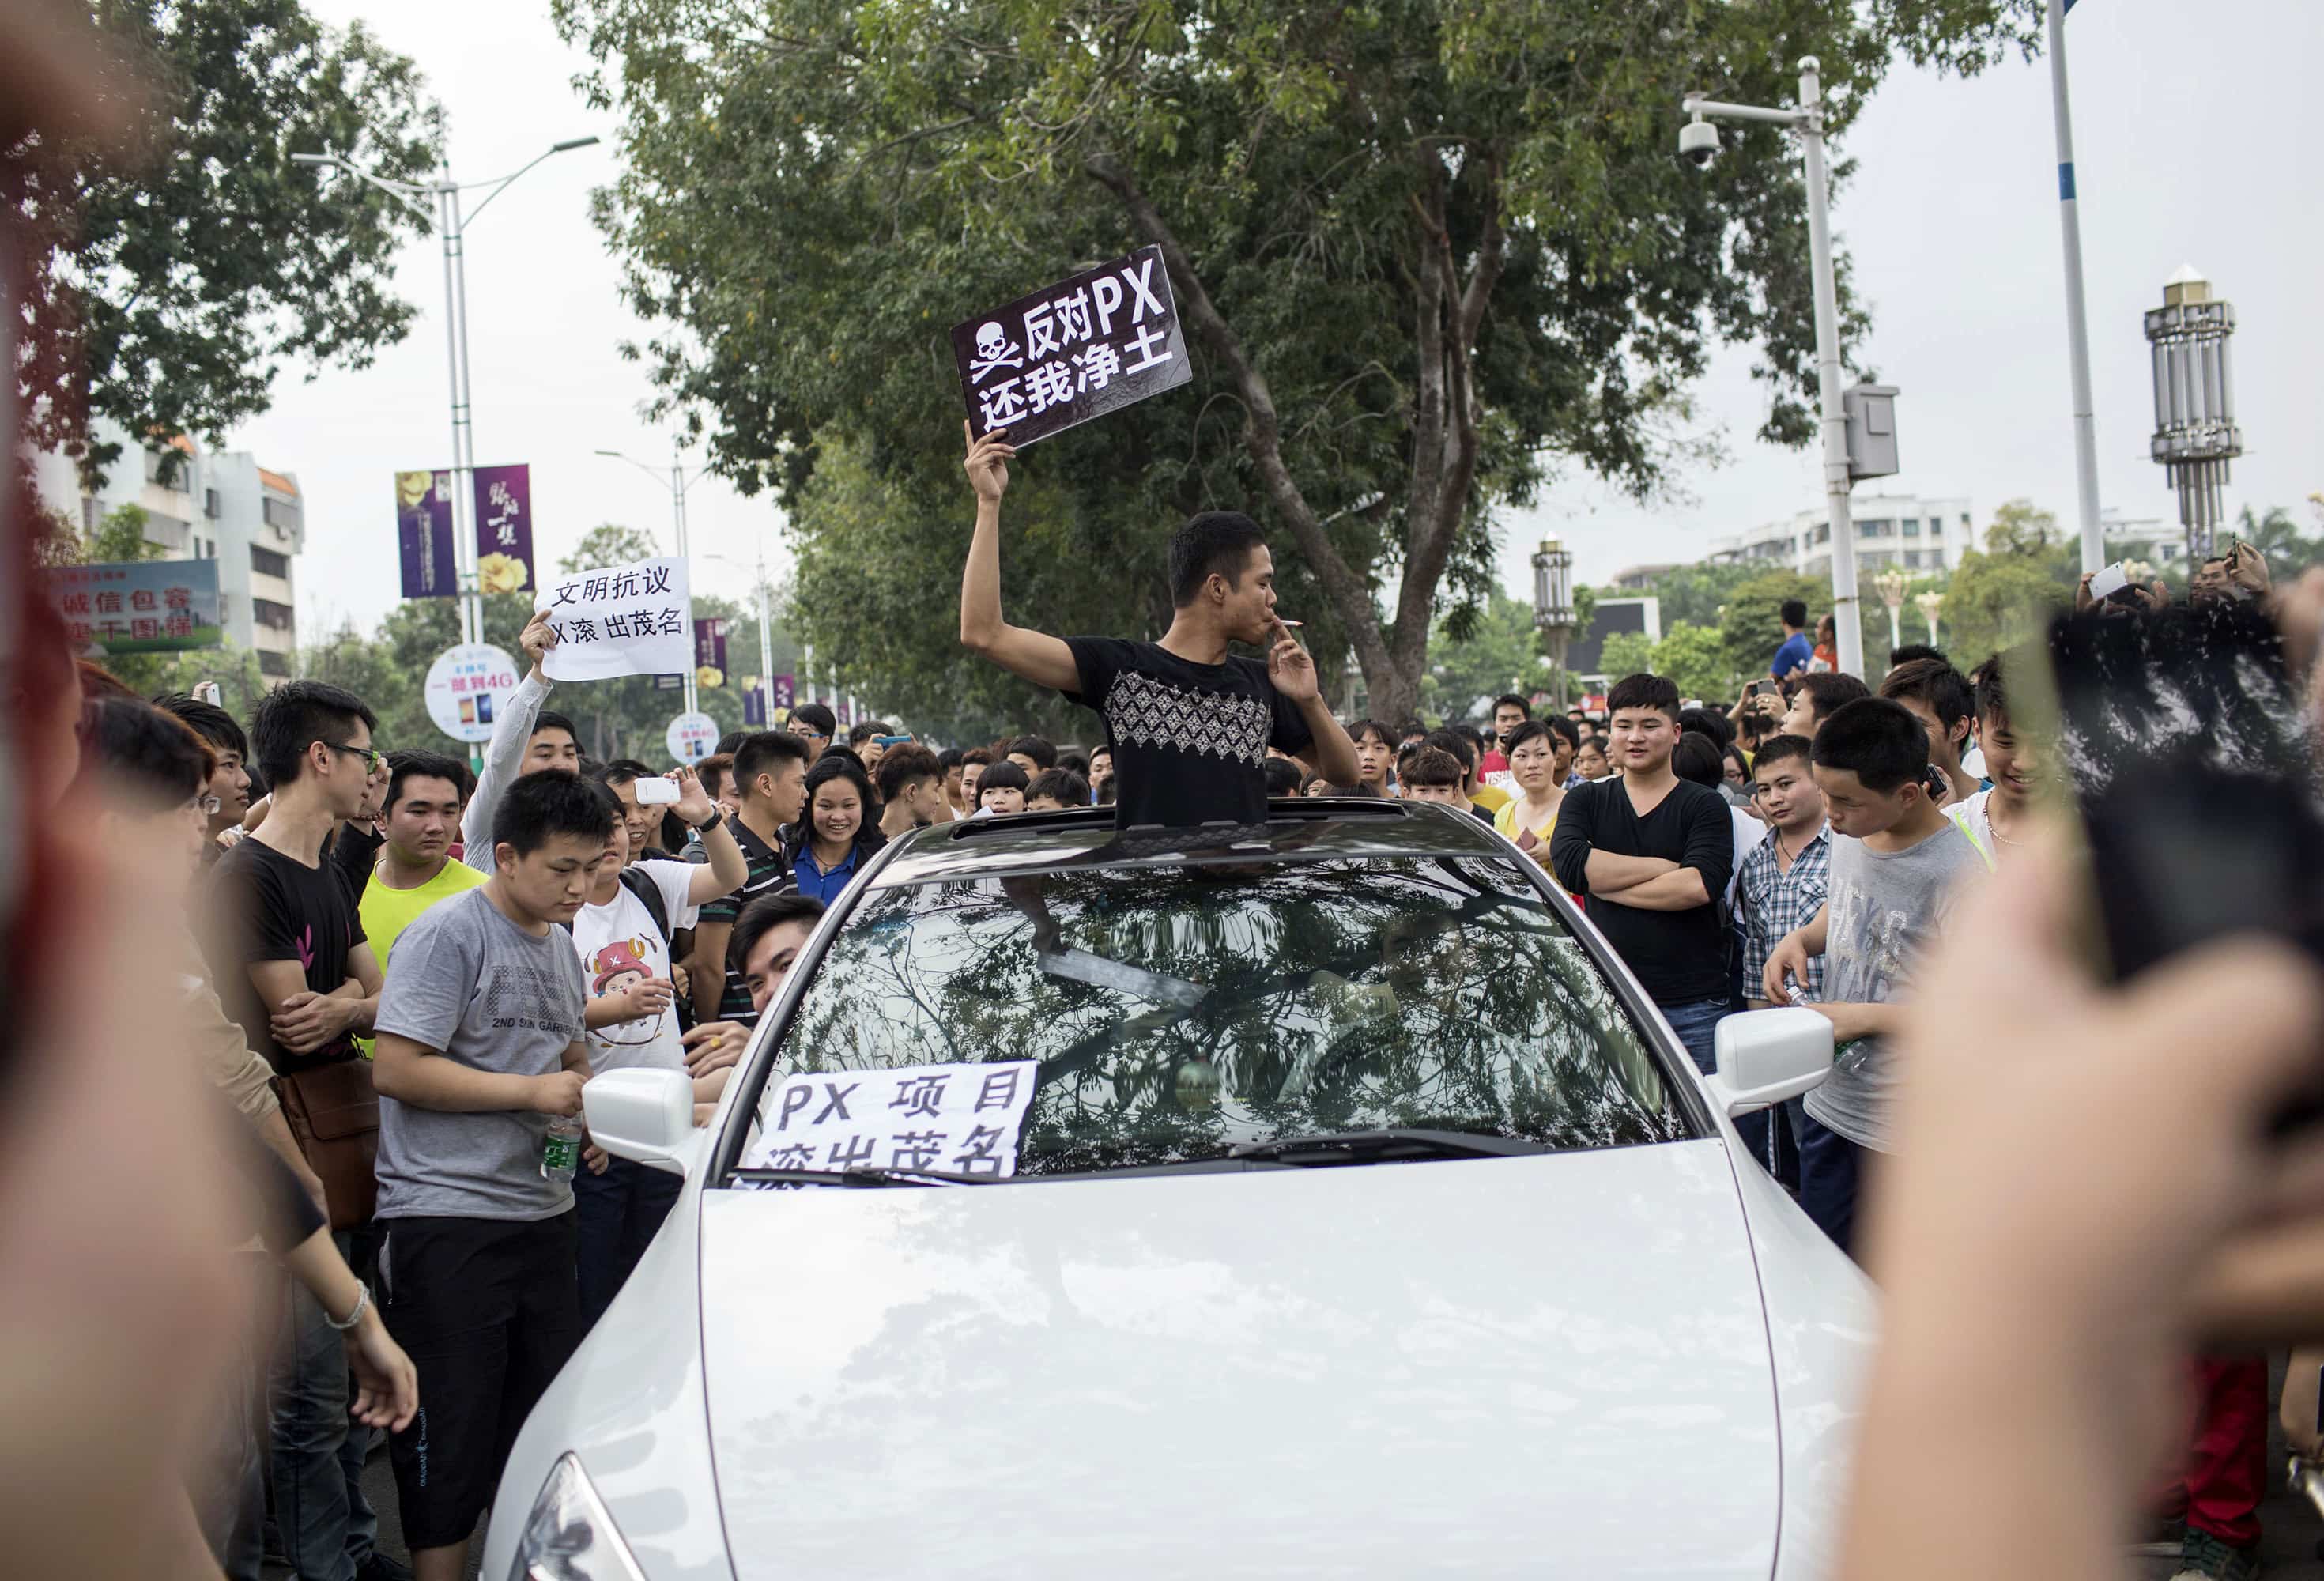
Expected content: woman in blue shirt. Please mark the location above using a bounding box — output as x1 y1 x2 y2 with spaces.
782 753 888 905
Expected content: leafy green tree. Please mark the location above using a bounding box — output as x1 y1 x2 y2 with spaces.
1622 562 1760 633
17 0 442 488
556 0 2035 721
1983 498 2062 559
1651 622 1731 702
1598 631 1656 681
1932 549 2067 667
1716 568 1827 689
2229 504 2323 583
1422 592 1545 722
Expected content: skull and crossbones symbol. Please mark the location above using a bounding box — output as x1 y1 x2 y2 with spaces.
968 321 1024 384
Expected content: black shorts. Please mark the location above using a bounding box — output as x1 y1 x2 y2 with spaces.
378 1212 579 1550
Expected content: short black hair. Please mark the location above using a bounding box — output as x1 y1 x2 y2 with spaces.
714 730 749 757
1403 747 1465 789
1088 742 1112 764
937 747 964 773
1796 671 1871 723
847 719 889 747
1971 652 2011 727
697 752 735 801
492 768 617 856
875 744 941 803
1492 693 1531 719
732 730 811 797
1678 706 1735 750
1605 673 1681 720
1423 728 1477 775
790 702 836 738
594 757 655 790
1752 732 1814 773
1545 716 1580 750
1811 698 1929 794
1055 748 1090 777
78 696 213 806
153 692 249 763
1005 734 1057 772
975 759 1029 799
533 709 579 748
1028 767 1092 806
249 679 377 787
1395 718 1429 744
1262 757 1303 796
1168 511 1269 609
1574 736 1609 762
1888 643 1947 668
1349 718 1394 749
1879 658 1975 750
730 892 827 978
1500 719 1552 757
387 749 468 812
1780 598 1809 629
960 745 993 767
1094 775 1116 806
1673 731 1725 790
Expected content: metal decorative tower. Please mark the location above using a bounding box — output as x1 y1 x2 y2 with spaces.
2145 265 2240 560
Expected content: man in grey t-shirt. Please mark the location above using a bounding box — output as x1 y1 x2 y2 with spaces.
370 772 612 1581
1761 700 1987 1256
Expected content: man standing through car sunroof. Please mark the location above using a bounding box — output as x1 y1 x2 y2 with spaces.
958 421 1359 828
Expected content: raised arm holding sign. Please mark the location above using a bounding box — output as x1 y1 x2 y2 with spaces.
958 421 1357 829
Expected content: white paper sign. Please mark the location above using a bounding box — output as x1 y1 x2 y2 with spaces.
537 557 693 681
744 1060 1039 1179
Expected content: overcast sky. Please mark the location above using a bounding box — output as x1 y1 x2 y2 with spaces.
243 0 2318 643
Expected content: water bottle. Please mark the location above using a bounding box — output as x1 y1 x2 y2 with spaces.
541 1114 580 1182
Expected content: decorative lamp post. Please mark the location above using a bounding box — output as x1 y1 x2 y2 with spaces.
1874 567 1907 655
2145 265 2240 561
1530 536 1575 707
1914 589 1944 646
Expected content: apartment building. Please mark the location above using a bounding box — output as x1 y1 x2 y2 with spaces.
35 421 306 681
1705 494 1975 580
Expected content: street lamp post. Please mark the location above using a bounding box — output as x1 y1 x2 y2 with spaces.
2145 266 2240 563
2046 0 2107 575
1684 58 1866 680
1913 589 1944 647
700 549 776 717
1874 567 1907 655
595 442 713 719
292 136 599 653
1530 537 1575 710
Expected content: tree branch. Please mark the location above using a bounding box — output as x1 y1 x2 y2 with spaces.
1084 149 1390 682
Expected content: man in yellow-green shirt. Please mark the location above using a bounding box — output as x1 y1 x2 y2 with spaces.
359 751 488 1051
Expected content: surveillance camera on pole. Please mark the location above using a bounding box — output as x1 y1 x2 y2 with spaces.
1679 58 1879 683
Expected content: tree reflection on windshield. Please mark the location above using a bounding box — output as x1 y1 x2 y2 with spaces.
768 858 1688 1174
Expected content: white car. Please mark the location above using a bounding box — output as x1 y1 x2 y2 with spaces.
486 800 1873 1581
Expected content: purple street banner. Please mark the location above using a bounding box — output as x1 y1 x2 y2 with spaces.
472 463 535 596
772 674 795 710
394 470 456 598
695 617 728 686
743 685 768 726
952 243 1192 448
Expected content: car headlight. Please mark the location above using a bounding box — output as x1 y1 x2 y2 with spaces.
509 1452 648 1581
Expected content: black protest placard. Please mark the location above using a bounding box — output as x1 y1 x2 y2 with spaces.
951 243 1194 447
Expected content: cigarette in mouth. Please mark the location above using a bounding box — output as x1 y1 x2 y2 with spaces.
1277 619 1303 628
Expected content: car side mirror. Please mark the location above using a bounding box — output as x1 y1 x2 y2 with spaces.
1705 1007 1834 1117
583 1068 696 1175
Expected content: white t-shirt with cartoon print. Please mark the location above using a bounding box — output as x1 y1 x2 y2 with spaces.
569 860 700 1075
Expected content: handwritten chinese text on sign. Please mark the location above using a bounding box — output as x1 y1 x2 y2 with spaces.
538 557 694 681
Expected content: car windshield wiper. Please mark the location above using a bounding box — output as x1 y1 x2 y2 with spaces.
730 1165 1014 1189
1224 1128 1551 1165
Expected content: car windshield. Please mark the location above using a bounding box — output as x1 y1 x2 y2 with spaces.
740 855 1690 1179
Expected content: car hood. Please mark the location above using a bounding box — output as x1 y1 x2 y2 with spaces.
700 1141 1780 1579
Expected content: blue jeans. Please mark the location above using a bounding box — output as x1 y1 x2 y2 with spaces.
1661 995 1771 1170
574 1154 683 1331
1796 1109 1866 1258
269 1228 376 1581
195 1252 271 1581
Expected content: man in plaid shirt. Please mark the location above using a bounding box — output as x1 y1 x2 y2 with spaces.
1735 734 1829 1185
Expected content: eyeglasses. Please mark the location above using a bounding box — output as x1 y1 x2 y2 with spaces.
190 794 222 816
330 742 386 774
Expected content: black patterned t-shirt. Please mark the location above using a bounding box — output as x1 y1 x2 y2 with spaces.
1062 637 1314 829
